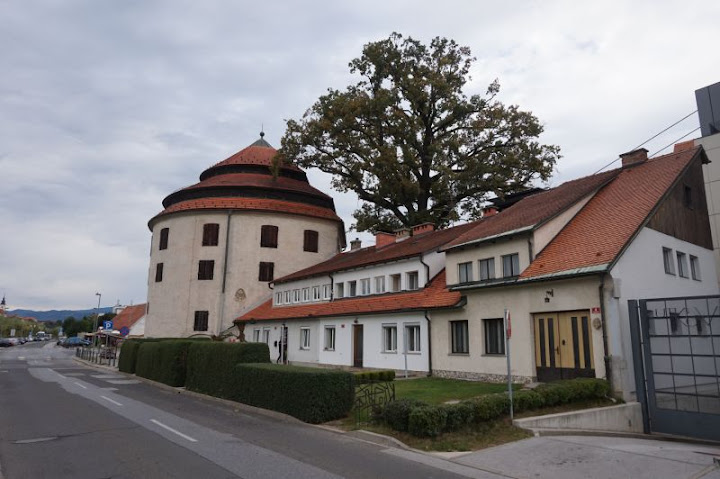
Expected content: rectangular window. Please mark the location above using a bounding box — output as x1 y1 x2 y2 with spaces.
478 258 495 281
302 287 311 302
690 255 701 281
405 324 421 353
322 284 332 299
198 260 214 280
484 318 505 355
450 320 469 354
263 328 271 344
374 276 385 294
406 271 419 290
390 274 401 292
458 262 473 283
159 227 169 250
260 225 279 248
275 292 283 305
348 280 357 297
683 184 693 209
300 327 311 350
202 223 219 246
360 278 371 295
303 230 319 252
324 326 336 350
252 329 260 342
663 247 675 275
293 289 301 303
259 261 274 282
677 252 689 278
284 291 291 304
193 311 209 331
502 253 520 278
336 283 344 299
312 286 321 301
155 263 164 282
382 324 397 352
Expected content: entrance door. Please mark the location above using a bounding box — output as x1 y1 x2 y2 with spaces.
353 324 364 368
534 311 594 381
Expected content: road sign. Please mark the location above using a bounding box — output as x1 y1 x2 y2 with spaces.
119 326 130 336
103 320 113 330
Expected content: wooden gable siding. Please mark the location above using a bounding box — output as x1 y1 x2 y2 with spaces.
646 155 713 249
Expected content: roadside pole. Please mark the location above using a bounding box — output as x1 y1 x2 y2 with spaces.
504 308 514 420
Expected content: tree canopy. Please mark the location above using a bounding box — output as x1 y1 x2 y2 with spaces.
277 33 560 232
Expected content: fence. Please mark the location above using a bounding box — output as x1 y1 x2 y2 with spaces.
75 345 118 368
354 380 395 424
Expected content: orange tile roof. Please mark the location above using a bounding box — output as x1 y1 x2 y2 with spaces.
274 222 478 284
521 147 702 279
150 197 342 224
209 143 301 171
112 304 146 331
236 270 461 322
182 173 332 199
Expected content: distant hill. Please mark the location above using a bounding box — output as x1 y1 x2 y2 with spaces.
7 308 113 322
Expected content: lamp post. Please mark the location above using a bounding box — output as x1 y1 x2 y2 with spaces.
93 292 101 346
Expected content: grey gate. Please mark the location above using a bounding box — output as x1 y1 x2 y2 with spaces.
629 296 720 441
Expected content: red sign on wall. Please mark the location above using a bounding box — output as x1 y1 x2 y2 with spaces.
591 307 601 314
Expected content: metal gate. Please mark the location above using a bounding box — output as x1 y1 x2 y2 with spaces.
629 296 720 441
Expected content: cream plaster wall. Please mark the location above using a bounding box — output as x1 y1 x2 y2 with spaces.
145 210 341 337
445 236 530 285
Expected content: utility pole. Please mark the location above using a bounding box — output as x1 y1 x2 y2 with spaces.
93 292 101 346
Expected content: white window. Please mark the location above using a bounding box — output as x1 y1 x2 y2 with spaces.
302 287 311 302
502 254 520 278
382 324 397 352
336 282 344 298
663 247 675 275
312 285 321 301
374 276 385 294
283 291 291 304
458 262 473 283
300 327 311 350
405 324 421 352
390 274 401 292
293 289 301 303
324 326 336 350
252 329 261 342
406 271 419 290
677 251 689 278
360 278 371 295
262 328 271 344
478 258 495 281
348 280 357 297
275 292 283 305
322 284 332 299
690 255 701 280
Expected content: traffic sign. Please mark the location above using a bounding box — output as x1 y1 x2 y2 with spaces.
103 320 114 330
119 326 130 336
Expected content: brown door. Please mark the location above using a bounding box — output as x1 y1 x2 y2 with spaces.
353 324 364 368
534 311 594 381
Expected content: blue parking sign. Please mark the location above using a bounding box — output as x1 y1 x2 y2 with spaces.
103 320 113 330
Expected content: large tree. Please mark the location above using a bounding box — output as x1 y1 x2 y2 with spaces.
277 33 561 232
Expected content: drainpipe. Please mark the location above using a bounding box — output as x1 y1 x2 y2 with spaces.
329 273 335 301
420 255 430 287
424 310 432 377
218 210 233 335
598 276 613 394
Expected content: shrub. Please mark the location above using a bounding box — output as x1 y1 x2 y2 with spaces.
408 405 447 438
185 342 270 398
118 340 141 374
442 401 475 432
134 340 194 387
512 389 545 412
534 378 610 406
383 398 427 432
354 370 395 384
231 364 354 423
470 393 510 422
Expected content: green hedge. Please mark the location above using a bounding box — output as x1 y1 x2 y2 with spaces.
232 363 354 423
185 342 270 398
134 340 194 387
354 370 395 383
118 337 210 374
383 378 610 437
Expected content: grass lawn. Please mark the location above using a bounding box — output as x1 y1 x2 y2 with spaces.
394 377 517 404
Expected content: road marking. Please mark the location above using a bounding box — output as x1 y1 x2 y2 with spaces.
14 437 58 444
74 382 87 389
150 419 198 443
18 356 25 360
0 370 8 373
101 395 123 406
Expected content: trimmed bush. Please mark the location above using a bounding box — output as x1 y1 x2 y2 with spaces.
383 398 426 432
185 342 270 398
232 363 354 423
118 340 141 374
470 393 510 422
442 401 475 432
134 340 194 387
354 370 395 384
408 405 447 438
512 389 545 412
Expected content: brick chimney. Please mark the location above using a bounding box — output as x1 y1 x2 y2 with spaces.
483 206 498 217
395 228 411 242
349 238 362 251
620 148 648 169
374 232 395 248
674 140 695 153
411 223 435 235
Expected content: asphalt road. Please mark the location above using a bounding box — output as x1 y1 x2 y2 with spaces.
0 342 477 479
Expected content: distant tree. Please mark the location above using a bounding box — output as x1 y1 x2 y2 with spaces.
278 32 560 232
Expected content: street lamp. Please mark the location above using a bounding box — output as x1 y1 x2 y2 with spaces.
93 292 102 346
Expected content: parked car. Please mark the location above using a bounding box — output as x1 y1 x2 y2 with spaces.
0 338 13 347
7 338 20 346
61 337 91 348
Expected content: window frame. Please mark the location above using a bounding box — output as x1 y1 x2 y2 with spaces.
312 285 321 301
324 326 336 351
374 276 385 294
382 324 398 353
502 253 520 278
450 320 469 354
155 262 164 282
193 310 209 332
336 283 344 299
303 230 319 253
390 274 401 292
293 289 301 303
198 260 215 280
262 328 271 344
458 262 473 283
478 257 495 281
300 327 311 350
202 223 220 246
360 278 371 295
275 292 283 305
406 271 419 290
322 284 332 300
677 251 689 278
283 291 291 304
348 280 357 297
258 261 274 282
663 247 675 275
405 324 421 353
302 287 311 302
252 329 261 342
159 227 169 250
690 255 701 281
260 225 279 248
483 318 506 355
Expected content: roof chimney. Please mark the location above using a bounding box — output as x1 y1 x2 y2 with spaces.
620 148 648 169
674 140 695 153
349 238 362 251
374 232 395 248
411 223 435 235
483 206 498 217
395 228 411 242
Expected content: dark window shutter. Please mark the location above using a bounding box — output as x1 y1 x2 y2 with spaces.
261 225 279 248
202 223 219 246
155 263 164 282
303 230 319 252
159 228 169 250
198 260 214 280
194 311 209 331
259 262 274 282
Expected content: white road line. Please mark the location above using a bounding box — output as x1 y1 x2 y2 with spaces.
18 357 25 360
150 419 198 443
101 395 123 407
74 382 87 389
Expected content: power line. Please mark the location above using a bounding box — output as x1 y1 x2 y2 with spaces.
593 109 698 174
649 126 701 158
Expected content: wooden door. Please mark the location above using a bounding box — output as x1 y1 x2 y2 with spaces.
353 324 364 368
534 311 594 381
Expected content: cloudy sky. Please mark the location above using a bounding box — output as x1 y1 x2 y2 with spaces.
2 0 719 311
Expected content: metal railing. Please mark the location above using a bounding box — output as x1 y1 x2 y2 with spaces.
75 345 117 368
354 380 395 425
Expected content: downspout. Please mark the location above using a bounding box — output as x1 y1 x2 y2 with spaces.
424 310 432 377
420 255 431 287
329 273 335 301
218 210 233 335
598 275 613 394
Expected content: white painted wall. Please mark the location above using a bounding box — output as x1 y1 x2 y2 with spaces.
332 257 427 298
445 236 530 285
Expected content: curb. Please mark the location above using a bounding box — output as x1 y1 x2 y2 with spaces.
518 427 720 447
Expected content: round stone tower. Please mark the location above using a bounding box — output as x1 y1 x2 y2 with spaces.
145 134 345 337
